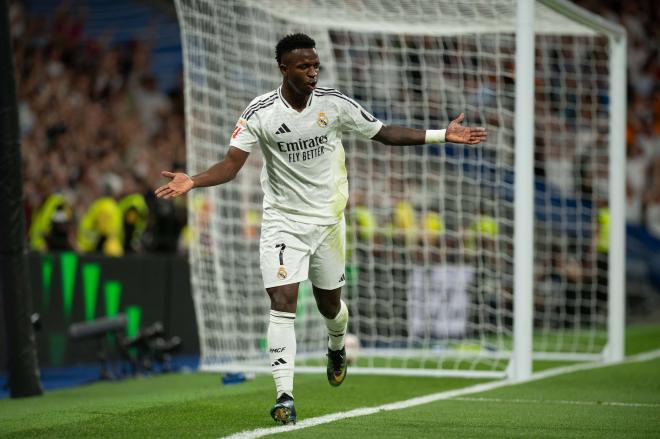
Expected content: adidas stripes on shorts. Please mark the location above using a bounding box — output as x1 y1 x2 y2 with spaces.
260 209 346 290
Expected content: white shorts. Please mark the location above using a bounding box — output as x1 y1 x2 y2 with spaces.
260 210 346 290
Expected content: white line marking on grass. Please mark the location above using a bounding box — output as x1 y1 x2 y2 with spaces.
530 348 660 381
453 397 660 409
221 348 660 439
222 380 514 439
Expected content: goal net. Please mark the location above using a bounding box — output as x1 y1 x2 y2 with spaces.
175 0 624 377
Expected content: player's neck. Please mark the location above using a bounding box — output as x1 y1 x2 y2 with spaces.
280 84 311 112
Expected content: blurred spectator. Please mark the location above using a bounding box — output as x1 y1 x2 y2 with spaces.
118 193 149 253
545 142 575 197
45 205 76 251
29 193 76 252
77 197 123 256
645 158 660 240
646 194 660 240
537 243 590 327
133 73 171 136
141 194 186 253
626 142 648 225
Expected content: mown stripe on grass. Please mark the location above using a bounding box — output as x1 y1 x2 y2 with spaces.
453 396 660 408
221 349 660 439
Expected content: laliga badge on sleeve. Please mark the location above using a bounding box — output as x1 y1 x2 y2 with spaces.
232 118 247 139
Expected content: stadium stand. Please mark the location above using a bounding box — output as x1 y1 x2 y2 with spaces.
10 0 185 253
8 0 659 303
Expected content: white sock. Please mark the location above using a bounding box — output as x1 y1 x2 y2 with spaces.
268 310 296 399
325 300 348 351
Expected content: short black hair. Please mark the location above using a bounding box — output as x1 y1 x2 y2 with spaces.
275 33 316 65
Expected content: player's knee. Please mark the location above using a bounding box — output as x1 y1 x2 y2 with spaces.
269 294 297 313
318 301 340 319
267 284 299 313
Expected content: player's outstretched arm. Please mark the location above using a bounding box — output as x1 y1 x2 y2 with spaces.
155 146 250 199
372 113 487 146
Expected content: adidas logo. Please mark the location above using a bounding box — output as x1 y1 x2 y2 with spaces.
271 358 288 367
339 273 345 282
275 123 291 135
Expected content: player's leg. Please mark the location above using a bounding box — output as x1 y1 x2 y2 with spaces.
312 285 349 386
267 283 299 397
309 217 348 386
267 283 299 424
260 216 312 424
313 285 346 345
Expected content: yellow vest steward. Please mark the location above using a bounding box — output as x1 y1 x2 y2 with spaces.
118 193 149 246
29 194 71 251
77 197 123 256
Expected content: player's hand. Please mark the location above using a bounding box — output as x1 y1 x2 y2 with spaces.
445 113 487 145
155 171 194 199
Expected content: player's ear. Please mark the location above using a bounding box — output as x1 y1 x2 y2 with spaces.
279 63 287 76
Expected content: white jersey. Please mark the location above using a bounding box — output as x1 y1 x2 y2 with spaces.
230 86 383 225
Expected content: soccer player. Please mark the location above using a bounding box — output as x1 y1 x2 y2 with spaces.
155 33 487 425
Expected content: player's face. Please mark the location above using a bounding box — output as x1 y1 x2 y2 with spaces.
280 48 320 97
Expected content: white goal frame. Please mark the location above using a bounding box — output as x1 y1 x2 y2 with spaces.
512 0 626 381
174 0 627 381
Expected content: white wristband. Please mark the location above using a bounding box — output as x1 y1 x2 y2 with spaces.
425 129 446 144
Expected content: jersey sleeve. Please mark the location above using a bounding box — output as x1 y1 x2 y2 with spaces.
229 99 262 152
229 116 258 152
336 94 383 139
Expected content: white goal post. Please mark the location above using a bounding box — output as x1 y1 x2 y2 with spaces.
174 0 626 380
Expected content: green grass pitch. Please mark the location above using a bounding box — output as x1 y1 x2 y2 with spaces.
1 325 659 438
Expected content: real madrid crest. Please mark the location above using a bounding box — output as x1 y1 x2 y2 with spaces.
317 112 328 128
277 265 288 280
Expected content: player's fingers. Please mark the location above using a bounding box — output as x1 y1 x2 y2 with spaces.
155 184 175 195
452 112 465 124
471 134 487 143
161 171 176 178
157 187 175 198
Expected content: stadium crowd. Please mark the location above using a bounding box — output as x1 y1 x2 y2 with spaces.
8 0 659 261
10 0 186 255
576 0 660 236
